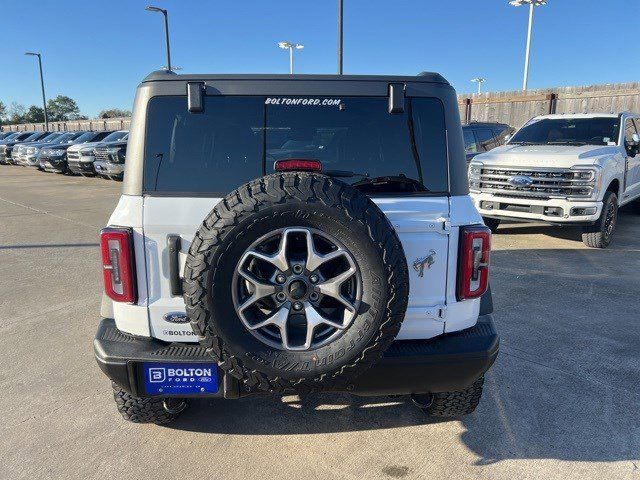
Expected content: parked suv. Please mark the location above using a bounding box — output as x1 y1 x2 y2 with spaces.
39 131 114 174
95 71 498 425
15 132 65 167
0 131 50 164
93 135 129 180
463 122 514 164
469 113 640 247
68 130 128 176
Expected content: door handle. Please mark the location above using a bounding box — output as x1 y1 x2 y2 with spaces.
167 235 183 296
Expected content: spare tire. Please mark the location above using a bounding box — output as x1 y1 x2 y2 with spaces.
183 172 409 392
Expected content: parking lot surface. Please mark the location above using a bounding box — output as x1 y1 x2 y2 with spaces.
1 167 639 480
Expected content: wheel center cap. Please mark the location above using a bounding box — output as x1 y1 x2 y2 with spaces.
288 280 307 300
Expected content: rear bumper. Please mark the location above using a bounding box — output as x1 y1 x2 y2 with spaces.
94 315 499 398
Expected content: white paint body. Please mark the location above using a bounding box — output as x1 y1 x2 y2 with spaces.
470 113 640 223
106 193 484 343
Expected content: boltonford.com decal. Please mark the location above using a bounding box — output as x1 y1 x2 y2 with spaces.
265 97 342 106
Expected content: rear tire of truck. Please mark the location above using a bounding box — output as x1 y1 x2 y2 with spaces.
582 191 618 248
112 382 187 425
482 217 501 234
412 376 484 418
183 172 409 393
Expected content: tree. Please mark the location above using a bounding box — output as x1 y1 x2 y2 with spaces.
0 101 6 125
7 102 26 125
98 108 131 119
24 105 45 123
47 95 86 121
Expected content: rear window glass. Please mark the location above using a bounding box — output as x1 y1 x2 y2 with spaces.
143 95 448 195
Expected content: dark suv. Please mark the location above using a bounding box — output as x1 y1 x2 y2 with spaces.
463 122 514 163
0 131 51 164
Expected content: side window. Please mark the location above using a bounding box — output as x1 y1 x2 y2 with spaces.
93 131 111 142
463 129 478 153
474 128 497 151
143 96 265 194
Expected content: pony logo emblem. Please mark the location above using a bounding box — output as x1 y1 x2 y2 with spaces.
412 250 437 277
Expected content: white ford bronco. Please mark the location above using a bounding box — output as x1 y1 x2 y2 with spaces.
469 113 640 248
94 71 498 424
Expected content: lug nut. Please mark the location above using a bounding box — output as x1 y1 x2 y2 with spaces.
276 292 286 302
292 264 303 274
276 274 286 284
293 302 303 311
309 292 319 301
309 274 319 284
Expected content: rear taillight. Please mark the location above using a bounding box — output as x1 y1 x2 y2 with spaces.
100 227 137 303
457 226 491 301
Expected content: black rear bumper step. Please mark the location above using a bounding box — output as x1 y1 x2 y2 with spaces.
94 316 499 398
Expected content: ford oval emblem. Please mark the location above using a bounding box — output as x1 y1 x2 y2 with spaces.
163 312 189 324
508 175 533 187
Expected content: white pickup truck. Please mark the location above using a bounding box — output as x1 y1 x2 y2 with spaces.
469 113 640 248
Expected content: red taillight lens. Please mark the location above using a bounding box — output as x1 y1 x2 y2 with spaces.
100 227 137 304
457 226 491 301
274 159 322 172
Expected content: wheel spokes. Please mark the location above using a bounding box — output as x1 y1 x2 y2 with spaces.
316 267 358 312
237 269 276 312
302 303 346 350
246 306 290 346
303 229 347 272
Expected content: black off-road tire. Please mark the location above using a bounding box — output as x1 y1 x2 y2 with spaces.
413 376 485 418
582 191 618 248
112 382 186 425
183 172 409 393
482 217 501 234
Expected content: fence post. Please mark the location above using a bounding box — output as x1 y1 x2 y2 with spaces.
463 98 472 124
547 93 557 114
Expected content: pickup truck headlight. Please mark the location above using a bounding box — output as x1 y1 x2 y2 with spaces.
569 166 602 198
468 162 482 191
49 149 66 156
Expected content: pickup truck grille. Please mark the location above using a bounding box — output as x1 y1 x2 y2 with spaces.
94 149 121 163
470 167 594 199
67 150 80 160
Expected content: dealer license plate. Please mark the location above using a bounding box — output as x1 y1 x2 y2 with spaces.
142 362 218 395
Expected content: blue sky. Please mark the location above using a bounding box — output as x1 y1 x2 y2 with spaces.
1 0 638 118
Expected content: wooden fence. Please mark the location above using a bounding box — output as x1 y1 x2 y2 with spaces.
2 82 639 132
458 82 640 128
0 117 131 132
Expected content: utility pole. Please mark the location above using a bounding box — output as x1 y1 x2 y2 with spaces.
25 52 48 130
146 6 172 72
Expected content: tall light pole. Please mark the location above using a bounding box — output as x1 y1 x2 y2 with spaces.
510 0 547 91
337 0 343 74
146 6 172 72
25 52 48 130
471 77 486 94
278 41 304 74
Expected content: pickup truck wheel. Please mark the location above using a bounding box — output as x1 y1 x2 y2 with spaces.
183 172 409 393
582 191 618 248
482 217 500 234
412 376 484 418
111 382 187 425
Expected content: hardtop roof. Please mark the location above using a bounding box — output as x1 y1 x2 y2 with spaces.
141 70 449 85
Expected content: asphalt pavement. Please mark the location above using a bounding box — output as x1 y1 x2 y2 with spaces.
1 167 638 480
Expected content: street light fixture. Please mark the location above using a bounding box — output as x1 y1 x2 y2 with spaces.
471 77 486 94
25 52 49 130
510 0 547 91
146 5 172 72
278 41 304 74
